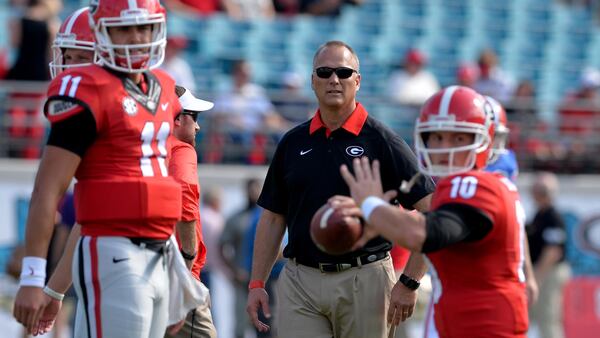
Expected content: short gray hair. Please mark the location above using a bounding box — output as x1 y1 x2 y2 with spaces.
312 40 360 71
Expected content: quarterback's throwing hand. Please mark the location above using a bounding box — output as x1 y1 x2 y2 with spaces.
340 157 384 206
340 157 397 206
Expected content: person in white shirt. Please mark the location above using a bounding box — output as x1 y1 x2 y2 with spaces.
161 35 197 93
388 49 440 106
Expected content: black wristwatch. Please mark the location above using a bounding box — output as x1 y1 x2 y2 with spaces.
180 249 197 261
399 273 420 290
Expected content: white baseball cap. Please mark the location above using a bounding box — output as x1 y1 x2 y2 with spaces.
581 68 600 89
176 85 214 112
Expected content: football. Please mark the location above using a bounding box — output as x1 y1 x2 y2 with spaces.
310 203 363 255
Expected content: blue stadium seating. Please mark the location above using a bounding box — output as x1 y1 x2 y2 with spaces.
0 0 596 123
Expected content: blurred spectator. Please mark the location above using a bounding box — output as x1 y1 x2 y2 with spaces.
160 35 196 93
527 172 570 338
219 178 263 338
9 0 28 11
211 59 287 132
506 79 537 122
273 0 300 15
271 70 314 123
504 80 539 158
0 49 9 79
558 68 600 135
6 0 61 158
456 62 479 88
299 0 364 16
162 0 220 16
560 0 593 8
6 0 60 81
474 48 515 103
222 0 275 20
562 138 595 173
200 187 225 292
387 49 440 106
209 60 288 163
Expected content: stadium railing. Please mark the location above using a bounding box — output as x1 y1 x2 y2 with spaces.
1 80 599 173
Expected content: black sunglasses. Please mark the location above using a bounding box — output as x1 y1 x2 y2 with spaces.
314 67 358 79
178 110 199 122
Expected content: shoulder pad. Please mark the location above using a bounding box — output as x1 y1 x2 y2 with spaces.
44 65 106 123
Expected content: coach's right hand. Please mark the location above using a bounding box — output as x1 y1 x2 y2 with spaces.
247 287 271 332
13 286 51 335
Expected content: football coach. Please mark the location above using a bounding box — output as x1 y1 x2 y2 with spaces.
246 40 435 338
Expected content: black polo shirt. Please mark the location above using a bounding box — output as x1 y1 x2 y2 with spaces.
527 206 567 264
258 103 435 265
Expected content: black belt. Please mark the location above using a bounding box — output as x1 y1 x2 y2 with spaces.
129 237 168 254
294 251 388 273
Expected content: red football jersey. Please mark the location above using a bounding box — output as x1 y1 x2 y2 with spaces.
44 65 183 239
426 170 528 338
169 139 207 280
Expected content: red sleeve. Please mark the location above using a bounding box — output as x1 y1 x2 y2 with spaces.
169 138 207 278
192 230 207 278
169 141 199 222
44 66 104 130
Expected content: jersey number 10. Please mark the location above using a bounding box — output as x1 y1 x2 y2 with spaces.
450 176 478 199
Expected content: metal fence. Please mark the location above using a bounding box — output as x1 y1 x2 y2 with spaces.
1 80 599 173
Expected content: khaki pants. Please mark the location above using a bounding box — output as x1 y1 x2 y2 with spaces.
276 256 396 338
530 263 571 338
165 293 217 338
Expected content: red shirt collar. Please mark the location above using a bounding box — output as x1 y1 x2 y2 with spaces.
309 102 369 137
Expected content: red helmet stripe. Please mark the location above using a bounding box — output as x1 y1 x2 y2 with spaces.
64 7 88 34
439 85 459 117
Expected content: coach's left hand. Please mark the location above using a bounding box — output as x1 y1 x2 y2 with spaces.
388 281 417 325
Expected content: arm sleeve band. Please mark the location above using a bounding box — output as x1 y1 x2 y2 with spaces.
46 108 97 157
421 203 493 253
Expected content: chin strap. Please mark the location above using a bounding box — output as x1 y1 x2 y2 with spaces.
399 172 422 194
